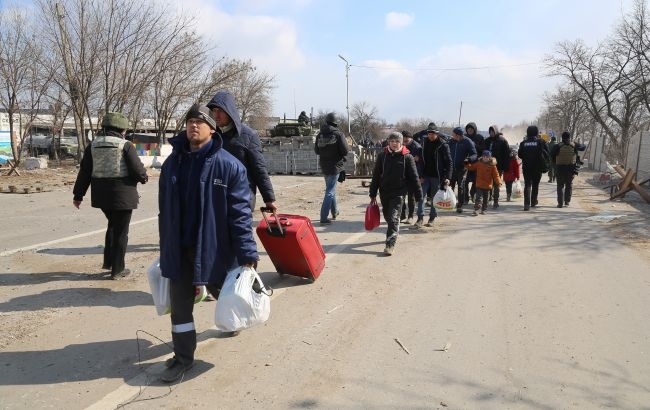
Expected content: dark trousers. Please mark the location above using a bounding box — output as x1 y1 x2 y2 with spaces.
380 194 403 247
474 188 490 211
492 170 504 203
450 168 468 209
400 191 415 220
170 248 221 365
505 181 513 198
101 209 132 275
556 166 574 205
522 170 542 207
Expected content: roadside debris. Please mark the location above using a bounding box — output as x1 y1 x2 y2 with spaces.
394 338 410 355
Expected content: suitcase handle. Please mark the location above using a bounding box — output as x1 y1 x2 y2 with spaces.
260 207 285 237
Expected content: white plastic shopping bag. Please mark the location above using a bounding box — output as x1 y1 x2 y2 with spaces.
147 257 171 315
433 186 457 210
215 266 271 332
146 257 208 316
512 180 523 199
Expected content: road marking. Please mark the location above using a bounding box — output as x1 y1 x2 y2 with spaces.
0 216 158 257
85 227 369 410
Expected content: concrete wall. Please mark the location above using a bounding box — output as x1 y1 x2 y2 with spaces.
626 131 650 181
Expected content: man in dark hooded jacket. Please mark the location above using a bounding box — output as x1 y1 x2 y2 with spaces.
518 125 550 211
369 132 422 256
484 125 510 208
448 127 477 213
207 91 276 211
314 112 349 224
158 104 258 383
418 126 451 227
464 122 485 204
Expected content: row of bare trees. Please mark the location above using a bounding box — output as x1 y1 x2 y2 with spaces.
542 0 650 163
0 0 274 164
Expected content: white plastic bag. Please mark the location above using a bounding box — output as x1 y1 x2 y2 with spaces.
146 257 208 316
215 266 271 332
512 180 523 199
433 186 457 210
147 257 171 316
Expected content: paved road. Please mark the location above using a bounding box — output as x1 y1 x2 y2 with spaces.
1 175 649 409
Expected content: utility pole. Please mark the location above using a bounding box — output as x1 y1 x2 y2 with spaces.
55 3 86 158
458 100 463 126
338 54 351 138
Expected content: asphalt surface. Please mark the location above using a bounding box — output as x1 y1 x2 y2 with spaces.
1 173 649 409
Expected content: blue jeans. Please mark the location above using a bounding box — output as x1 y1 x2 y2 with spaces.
319 173 339 222
417 177 439 220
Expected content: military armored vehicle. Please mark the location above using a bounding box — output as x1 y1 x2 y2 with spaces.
268 117 314 137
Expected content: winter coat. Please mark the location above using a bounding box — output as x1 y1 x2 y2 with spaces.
464 157 501 190
448 135 478 171
518 136 550 174
206 92 275 205
158 132 258 286
314 123 349 175
73 131 148 210
405 139 423 177
421 137 452 184
503 157 521 182
369 146 423 201
484 125 511 172
465 122 485 155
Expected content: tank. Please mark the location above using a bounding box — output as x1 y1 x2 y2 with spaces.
268 118 314 137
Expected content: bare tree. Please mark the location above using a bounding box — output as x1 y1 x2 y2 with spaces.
545 38 645 162
222 60 275 123
0 7 52 166
350 101 379 141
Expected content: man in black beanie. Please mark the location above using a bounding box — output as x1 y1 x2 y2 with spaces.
517 125 549 211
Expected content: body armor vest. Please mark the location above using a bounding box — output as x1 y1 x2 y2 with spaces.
555 143 576 165
91 135 128 178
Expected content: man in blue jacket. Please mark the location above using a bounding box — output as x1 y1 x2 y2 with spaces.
448 127 477 213
158 104 258 383
207 90 277 212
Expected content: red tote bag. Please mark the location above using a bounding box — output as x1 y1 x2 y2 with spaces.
364 203 381 231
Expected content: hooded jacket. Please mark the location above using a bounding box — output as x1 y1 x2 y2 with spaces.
484 125 511 172
464 156 501 190
158 132 258 286
448 134 478 171
314 122 349 175
206 91 275 206
465 122 485 156
369 146 422 201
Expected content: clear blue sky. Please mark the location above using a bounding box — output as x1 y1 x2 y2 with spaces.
182 0 634 130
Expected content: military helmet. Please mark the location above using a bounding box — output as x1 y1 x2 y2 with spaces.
101 112 129 131
325 112 338 126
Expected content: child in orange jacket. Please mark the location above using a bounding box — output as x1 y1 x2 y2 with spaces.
464 150 501 215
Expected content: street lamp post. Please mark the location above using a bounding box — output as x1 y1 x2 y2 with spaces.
338 54 351 137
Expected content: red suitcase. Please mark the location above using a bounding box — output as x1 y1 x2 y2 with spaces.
256 208 325 282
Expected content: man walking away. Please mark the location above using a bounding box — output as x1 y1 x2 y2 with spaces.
448 127 477 213
485 125 510 209
517 125 550 211
73 112 148 279
550 131 578 208
314 112 349 224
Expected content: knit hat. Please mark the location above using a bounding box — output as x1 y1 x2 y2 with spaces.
482 150 492 157
426 123 439 133
452 127 464 136
526 125 539 137
402 130 413 139
387 131 403 143
561 131 571 141
185 104 216 130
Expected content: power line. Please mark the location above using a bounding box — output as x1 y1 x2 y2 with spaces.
350 62 540 72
